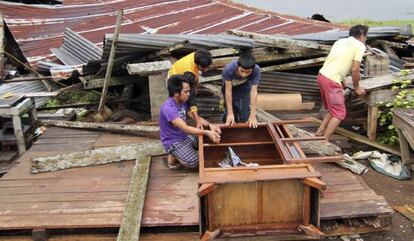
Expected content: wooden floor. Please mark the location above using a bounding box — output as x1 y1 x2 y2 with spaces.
0 127 198 230
0 127 393 236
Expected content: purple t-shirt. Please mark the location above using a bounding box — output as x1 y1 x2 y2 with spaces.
159 97 189 150
221 60 261 99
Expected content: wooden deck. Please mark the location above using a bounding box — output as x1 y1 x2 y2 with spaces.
0 127 393 238
0 127 198 230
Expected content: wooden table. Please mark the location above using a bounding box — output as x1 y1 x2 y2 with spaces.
0 96 37 154
392 109 414 164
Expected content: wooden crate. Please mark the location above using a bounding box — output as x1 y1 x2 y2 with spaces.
198 122 334 239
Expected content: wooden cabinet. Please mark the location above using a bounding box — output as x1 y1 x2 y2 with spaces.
198 122 338 239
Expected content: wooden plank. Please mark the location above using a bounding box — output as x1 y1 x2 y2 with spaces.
320 200 394 219
31 141 164 173
310 117 400 156
260 57 326 72
359 70 414 91
117 157 150 241
148 73 168 120
12 115 26 155
40 120 160 138
198 183 218 197
127 60 172 76
84 76 142 89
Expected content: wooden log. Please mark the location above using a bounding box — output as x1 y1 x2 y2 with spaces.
98 10 123 112
202 84 341 156
117 156 151 241
226 29 331 51
310 117 401 156
84 75 142 89
31 141 165 173
39 120 159 137
127 60 172 76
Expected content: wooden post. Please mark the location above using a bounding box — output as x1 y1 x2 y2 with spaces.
0 12 5 80
367 106 378 141
28 98 38 130
11 115 26 155
148 73 168 120
98 10 123 112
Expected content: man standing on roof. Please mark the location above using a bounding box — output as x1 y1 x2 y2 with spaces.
168 49 213 129
160 74 221 169
315 25 368 140
222 51 261 128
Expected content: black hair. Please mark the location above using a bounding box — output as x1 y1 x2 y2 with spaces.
194 49 213 68
237 51 256 69
167 74 189 97
349 25 369 38
182 71 196 87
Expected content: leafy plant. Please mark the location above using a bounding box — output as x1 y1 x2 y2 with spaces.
377 70 414 147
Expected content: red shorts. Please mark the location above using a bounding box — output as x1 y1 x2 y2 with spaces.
317 73 346 120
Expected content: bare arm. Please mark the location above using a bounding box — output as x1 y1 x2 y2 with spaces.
248 84 258 128
224 80 235 125
351 60 366 96
171 118 220 142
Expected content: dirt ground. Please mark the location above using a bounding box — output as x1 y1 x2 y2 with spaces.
322 160 414 241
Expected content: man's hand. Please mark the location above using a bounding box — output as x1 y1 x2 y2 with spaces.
355 86 366 96
225 114 235 126
208 123 222 134
248 114 258 128
206 130 221 143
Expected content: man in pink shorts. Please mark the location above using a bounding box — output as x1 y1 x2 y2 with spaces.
316 25 368 140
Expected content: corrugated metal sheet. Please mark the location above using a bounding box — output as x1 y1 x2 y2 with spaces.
0 81 53 107
293 27 403 43
0 0 344 64
259 72 321 103
51 28 103 66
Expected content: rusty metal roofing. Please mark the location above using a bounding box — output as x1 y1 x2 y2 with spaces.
0 0 344 64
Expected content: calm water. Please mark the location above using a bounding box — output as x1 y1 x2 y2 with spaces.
234 0 414 21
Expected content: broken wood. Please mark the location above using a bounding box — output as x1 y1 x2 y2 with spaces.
200 229 220 241
298 224 324 238
260 57 326 72
84 75 143 89
226 29 331 51
310 117 401 156
127 60 172 76
303 177 326 191
117 156 151 241
31 141 164 173
39 120 159 137
137 41 189 62
98 10 123 112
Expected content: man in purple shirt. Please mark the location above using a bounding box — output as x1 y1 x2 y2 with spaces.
160 74 221 169
222 51 261 128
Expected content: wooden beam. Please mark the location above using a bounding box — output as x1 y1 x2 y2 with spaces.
117 156 151 241
84 75 142 89
39 120 159 137
226 29 331 51
138 41 189 62
31 141 165 173
127 60 172 76
310 117 401 156
260 57 326 72
0 12 5 80
98 10 123 112
197 183 218 197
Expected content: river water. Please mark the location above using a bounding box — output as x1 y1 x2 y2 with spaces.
233 0 414 21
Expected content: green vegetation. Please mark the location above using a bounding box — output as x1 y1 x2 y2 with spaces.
339 19 414 32
377 70 414 147
43 90 100 108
